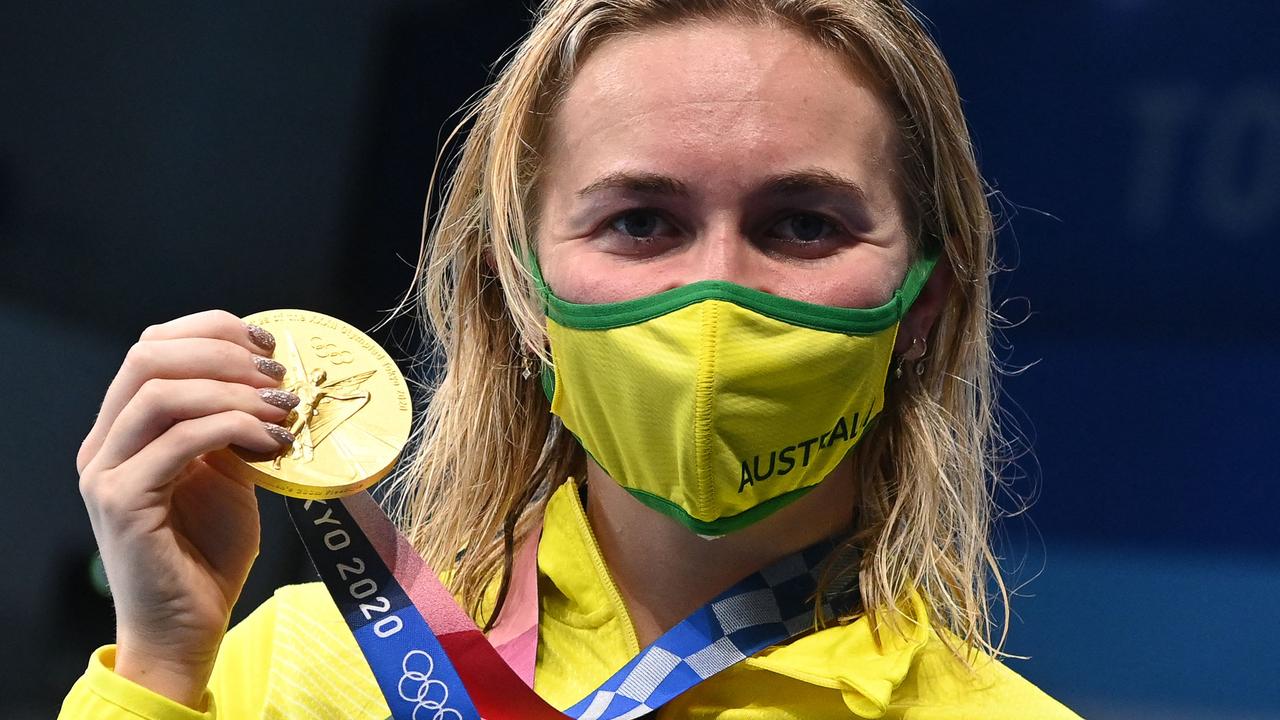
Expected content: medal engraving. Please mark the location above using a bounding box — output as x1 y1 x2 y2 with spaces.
207 309 412 499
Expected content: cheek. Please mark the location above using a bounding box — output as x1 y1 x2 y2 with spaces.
537 240 671 303
799 265 901 309
749 246 907 310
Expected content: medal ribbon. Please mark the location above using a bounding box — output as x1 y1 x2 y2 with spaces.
287 492 849 720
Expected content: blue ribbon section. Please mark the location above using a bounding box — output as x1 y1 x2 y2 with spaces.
287 497 481 720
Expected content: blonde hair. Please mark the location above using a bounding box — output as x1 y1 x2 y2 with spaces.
386 0 1011 657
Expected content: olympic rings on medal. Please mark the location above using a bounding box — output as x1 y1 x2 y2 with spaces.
397 650 463 720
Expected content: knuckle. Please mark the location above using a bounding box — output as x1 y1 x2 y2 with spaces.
207 309 243 332
166 417 201 447
77 470 96 501
76 445 93 476
226 412 262 445
213 308 240 323
135 377 171 406
92 482 126 516
138 323 165 342
78 467 115 509
123 341 154 372
233 410 261 433
200 412 239 441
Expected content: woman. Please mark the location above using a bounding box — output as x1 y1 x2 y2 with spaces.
62 0 1080 717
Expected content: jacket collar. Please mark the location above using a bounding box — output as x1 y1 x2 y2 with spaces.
539 479 930 717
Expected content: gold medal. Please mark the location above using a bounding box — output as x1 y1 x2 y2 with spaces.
206 309 412 499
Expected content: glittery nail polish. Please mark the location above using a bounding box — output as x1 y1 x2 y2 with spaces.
246 323 276 353
253 356 287 381
257 388 300 410
263 422 294 446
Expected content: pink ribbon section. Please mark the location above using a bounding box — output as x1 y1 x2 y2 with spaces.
341 493 558 720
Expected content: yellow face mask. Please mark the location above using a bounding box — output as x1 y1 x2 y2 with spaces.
535 253 937 536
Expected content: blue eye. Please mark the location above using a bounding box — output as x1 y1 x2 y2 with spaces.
611 210 665 238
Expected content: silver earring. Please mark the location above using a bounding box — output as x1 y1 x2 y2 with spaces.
894 337 923 380
913 337 929 377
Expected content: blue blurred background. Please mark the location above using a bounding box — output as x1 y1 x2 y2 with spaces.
2 2 1276 717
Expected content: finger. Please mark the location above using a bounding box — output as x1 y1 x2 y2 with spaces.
140 309 277 357
79 338 290 473
93 379 300 471
105 410 293 498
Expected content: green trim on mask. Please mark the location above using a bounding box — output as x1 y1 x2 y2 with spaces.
531 247 938 335
540 362 556 404
624 483 819 536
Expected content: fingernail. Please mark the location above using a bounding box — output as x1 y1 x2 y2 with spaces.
257 388 300 410
263 422 294 446
246 323 275 354
253 356 287 381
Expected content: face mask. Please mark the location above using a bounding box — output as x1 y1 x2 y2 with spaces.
533 251 937 536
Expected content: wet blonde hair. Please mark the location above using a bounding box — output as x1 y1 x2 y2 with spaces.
387 0 1010 657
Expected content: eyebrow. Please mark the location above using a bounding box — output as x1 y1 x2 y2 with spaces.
576 171 690 198
759 168 869 204
574 167 869 204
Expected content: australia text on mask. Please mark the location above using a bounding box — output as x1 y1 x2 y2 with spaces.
738 405 878 493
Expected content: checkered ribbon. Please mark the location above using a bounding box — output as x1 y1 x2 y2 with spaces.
563 542 843 720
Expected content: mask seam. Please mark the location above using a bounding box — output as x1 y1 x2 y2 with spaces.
693 301 719 519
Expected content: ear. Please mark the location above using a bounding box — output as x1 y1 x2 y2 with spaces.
482 246 499 276
893 251 954 358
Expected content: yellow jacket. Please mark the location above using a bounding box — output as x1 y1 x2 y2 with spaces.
60 481 1079 719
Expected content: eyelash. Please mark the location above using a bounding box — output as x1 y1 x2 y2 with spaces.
603 209 847 247
765 213 843 245
607 209 675 242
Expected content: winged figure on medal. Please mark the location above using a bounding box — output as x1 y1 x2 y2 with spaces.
273 333 382 476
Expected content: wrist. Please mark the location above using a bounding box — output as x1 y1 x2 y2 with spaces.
114 641 217 710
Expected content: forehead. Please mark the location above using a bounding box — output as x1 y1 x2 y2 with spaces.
545 19 900 189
